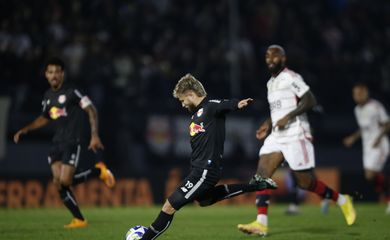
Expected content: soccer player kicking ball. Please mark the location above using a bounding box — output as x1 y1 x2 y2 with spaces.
14 58 115 228
343 82 390 214
237 45 356 236
139 74 277 240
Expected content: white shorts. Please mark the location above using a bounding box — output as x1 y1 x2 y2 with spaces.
363 145 389 172
259 134 315 171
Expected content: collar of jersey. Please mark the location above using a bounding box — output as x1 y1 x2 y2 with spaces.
271 67 286 79
192 97 208 113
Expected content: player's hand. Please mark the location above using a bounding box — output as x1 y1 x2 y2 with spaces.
342 135 355 148
275 116 290 130
256 123 270 140
88 135 104 153
13 129 27 143
238 98 253 109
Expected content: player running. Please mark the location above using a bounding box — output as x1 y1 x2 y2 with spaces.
139 74 278 240
13 57 115 228
237 45 356 236
343 82 390 214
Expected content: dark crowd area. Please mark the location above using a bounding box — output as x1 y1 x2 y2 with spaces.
1 0 389 174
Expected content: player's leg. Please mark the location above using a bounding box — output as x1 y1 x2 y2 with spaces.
141 168 219 240
285 170 301 215
60 164 87 228
57 143 87 228
140 199 176 240
237 152 284 236
50 161 62 189
289 138 355 225
196 177 278 207
293 170 341 202
363 147 390 213
72 162 115 187
364 169 390 214
293 169 355 225
72 149 115 188
365 169 385 193
385 175 390 215
48 145 63 189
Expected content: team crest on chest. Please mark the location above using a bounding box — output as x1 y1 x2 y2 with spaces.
196 108 204 117
58 94 66 104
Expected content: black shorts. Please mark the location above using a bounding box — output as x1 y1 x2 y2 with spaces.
48 142 81 167
168 167 221 210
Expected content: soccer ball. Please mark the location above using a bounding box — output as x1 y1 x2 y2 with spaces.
125 225 148 240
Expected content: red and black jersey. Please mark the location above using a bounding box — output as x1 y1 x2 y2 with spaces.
41 83 92 143
188 98 239 170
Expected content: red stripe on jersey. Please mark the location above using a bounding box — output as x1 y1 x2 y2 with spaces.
300 139 309 164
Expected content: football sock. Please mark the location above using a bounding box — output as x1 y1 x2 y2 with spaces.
308 180 340 203
336 194 346 205
385 176 390 203
257 214 268 226
289 190 300 206
197 183 261 206
374 173 385 193
72 167 101 185
141 211 174 240
59 186 84 220
256 190 271 225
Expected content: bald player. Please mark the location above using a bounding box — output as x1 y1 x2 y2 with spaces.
237 45 356 236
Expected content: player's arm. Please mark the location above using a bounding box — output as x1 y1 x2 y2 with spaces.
13 115 50 143
373 103 390 148
373 121 390 148
74 89 104 153
83 104 104 153
256 118 271 140
213 98 253 115
275 90 317 130
343 129 361 148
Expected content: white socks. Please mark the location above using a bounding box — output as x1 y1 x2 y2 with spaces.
337 194 346 206
257 214 268 226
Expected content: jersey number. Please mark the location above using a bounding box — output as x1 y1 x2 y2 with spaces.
181 181 194 193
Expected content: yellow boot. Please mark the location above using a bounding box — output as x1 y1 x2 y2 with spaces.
238 220 268 236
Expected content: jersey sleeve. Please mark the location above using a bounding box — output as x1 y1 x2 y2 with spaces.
289 75 310 98
72 88 93 109
208 99 239 115
377 102 389 123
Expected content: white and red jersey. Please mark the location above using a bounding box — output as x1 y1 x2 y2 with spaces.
354 99 390 151
267 68 312 143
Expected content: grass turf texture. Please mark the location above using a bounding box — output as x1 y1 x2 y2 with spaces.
0 204 389 240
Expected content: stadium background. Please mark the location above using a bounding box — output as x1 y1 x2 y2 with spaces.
0 0 389 207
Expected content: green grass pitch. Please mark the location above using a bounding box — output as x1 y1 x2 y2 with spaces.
1 204 389 240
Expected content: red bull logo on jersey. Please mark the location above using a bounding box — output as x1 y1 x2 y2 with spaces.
189 122 205 136
49 106 68 120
